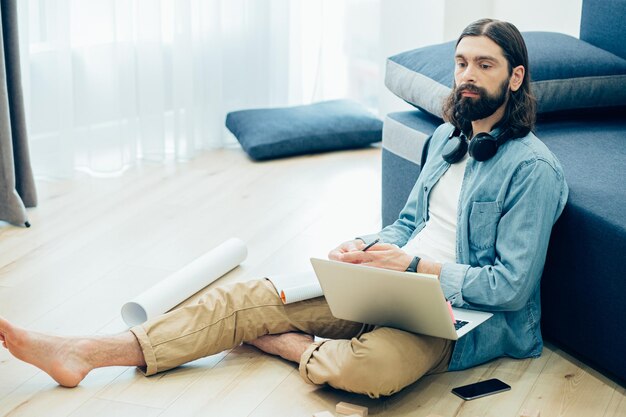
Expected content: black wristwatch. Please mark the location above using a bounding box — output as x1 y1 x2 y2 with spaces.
405 256 421 273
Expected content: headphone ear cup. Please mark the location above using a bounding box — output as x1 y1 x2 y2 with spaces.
442 135 468 164
469 132 498 161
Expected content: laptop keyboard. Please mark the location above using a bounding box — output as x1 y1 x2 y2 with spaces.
454 320 469 330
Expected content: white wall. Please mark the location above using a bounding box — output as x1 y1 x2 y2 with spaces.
444 0 582 42
491 0 582 38
377 0 445 116
378 0 583 115
443 0 494 42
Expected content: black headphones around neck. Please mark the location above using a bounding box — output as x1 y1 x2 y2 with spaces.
442 127 511 164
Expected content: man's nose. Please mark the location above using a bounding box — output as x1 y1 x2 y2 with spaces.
459 64 477 84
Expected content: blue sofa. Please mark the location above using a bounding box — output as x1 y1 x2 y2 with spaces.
380 0 626 384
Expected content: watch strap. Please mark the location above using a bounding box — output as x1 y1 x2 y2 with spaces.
405 256 421 273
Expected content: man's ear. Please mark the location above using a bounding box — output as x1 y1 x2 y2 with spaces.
510 65 525 92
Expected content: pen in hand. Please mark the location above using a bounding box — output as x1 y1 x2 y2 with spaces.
361 238 380 252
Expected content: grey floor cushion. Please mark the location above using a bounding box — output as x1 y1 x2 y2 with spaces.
225 100 382 161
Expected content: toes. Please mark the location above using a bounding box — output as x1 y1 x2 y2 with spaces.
0 317 14 337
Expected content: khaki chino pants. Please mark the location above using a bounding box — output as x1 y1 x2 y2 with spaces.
130 279 452 398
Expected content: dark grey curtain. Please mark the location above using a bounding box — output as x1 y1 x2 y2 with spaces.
0 0 36 227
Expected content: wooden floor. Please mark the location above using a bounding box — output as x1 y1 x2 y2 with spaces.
0 146 624 417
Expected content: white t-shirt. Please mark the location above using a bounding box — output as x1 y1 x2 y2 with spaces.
401 154 468 264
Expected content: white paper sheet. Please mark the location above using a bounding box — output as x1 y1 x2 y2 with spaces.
121 238 247 326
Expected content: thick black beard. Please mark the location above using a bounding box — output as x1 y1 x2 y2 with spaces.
453 79 509 126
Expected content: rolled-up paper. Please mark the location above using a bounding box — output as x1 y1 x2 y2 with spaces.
268 270 323 304
121 238 247 326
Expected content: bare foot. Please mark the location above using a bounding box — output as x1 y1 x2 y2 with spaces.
0 317 93 387
247 332 314 363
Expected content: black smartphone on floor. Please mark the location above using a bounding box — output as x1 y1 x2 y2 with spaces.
451 378 511 400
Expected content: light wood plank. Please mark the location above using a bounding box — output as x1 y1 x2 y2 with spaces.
96 352 228 409
516 347 618 417
0 366 128 417
66 398 162 417
603 385 626 417
157 345 293 417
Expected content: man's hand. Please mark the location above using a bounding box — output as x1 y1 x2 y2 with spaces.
328 239 366 261
333 243 413 272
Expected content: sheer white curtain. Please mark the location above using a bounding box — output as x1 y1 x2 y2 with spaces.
17 0 380 178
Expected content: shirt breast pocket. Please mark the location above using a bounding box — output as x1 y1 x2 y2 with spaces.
469 201 502 250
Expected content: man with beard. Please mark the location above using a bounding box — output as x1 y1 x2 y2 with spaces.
0 19 568 398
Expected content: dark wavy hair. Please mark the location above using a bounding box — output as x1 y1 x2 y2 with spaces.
442 19 536 138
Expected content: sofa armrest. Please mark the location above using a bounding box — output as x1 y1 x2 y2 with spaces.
381 111 439 226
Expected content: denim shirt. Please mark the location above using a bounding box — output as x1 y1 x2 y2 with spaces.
368 122 568 371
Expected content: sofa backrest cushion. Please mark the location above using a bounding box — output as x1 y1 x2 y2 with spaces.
386 32 626 118
580 0 626 59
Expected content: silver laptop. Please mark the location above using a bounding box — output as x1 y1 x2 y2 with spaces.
310 258 492 340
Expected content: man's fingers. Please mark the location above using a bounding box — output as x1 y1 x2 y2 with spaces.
328 249 341 261
339 251 363 264
330 240 396 263
363 243 397 251
344 240 366 252
328 240 367 261
338 250 372 264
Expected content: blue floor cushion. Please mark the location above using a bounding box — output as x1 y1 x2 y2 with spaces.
225 100 382 161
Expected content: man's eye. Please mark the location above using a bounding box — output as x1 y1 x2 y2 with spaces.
481 64 491 69
456 62 466 68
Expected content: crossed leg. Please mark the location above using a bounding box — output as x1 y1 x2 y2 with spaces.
247 332 314 362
